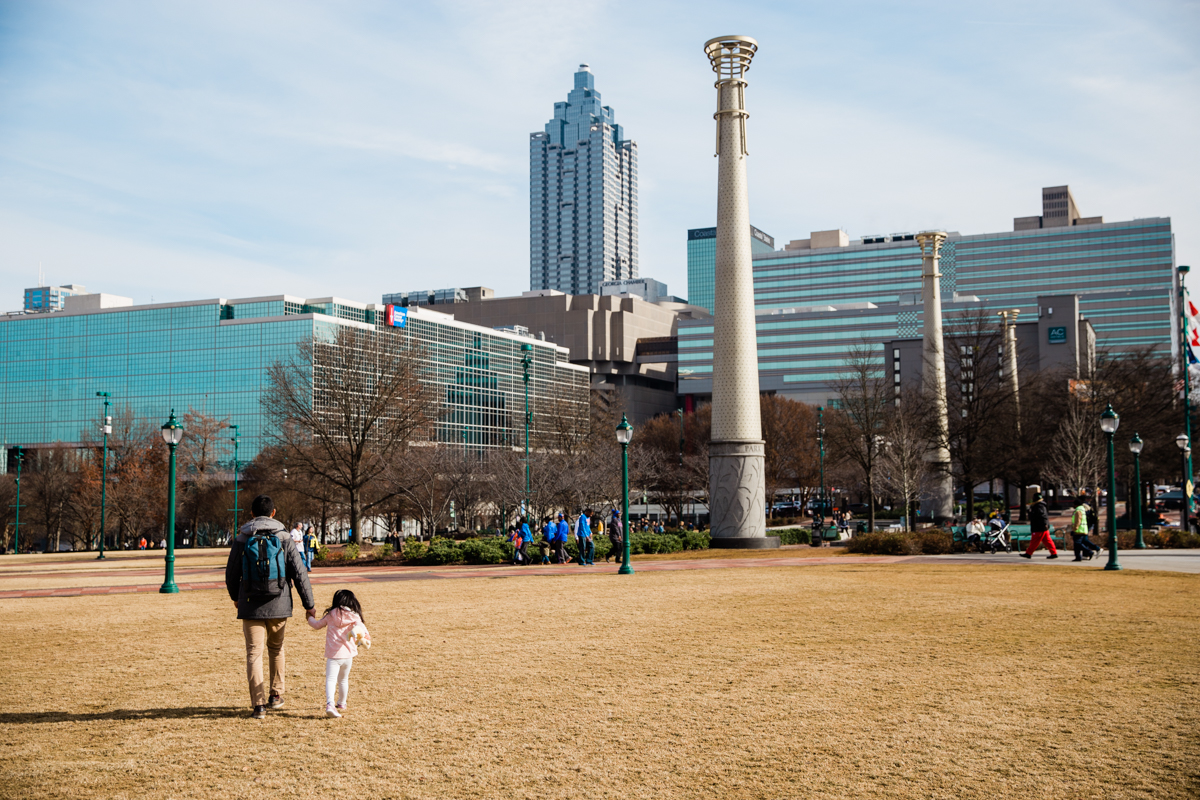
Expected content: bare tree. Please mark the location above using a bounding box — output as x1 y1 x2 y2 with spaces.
265 326 433 545
104 406 167 547
179 408 230 546
25 446 79 553
828 343 893 532
878 390 933 531
761 395 820 516
1043 399 1106 495
387 444 471 540
0 475 16 553
944 307 1018 520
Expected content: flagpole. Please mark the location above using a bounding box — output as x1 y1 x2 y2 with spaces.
1181 265 1193 532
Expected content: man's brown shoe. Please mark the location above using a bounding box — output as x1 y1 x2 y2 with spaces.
268 695 284 710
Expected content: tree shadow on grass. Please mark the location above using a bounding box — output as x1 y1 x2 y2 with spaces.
0 707 251 724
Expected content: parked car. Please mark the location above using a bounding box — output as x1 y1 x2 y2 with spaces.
1154 490 1200 510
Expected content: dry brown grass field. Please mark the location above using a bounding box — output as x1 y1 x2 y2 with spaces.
2 562 1197 799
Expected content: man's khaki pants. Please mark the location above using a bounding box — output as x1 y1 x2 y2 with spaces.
243 618 286 706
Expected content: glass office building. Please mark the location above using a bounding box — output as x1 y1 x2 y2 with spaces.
686 225 776 314
0 294 588 467
680 196 1177 404
530 64 637 295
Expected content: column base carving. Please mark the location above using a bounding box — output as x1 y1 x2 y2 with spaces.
709 439 771 543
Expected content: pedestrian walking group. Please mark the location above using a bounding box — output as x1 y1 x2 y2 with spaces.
1019 491 1102 561
503 508 623 566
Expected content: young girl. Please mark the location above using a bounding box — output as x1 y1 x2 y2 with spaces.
308 589 371 718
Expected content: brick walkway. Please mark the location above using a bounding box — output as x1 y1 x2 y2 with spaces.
0 555 912 599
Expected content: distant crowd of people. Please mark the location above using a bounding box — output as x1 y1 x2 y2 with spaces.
504 508 622 566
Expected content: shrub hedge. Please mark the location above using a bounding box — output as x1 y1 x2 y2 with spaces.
383 528 712 566
1112 528 1200 549
774 529 812 546
846 528 953 555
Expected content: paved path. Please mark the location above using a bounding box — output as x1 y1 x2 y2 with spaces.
923 548 1200 573
2 547 1198 599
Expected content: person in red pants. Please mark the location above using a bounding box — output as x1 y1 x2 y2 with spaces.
1020 491 1059 559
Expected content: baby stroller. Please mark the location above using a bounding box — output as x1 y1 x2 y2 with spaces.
982 517 1012 553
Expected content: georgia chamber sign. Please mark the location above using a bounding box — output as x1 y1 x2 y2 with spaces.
385 305 408 328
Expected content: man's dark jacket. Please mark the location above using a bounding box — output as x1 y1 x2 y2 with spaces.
1029 500 1050 534
225 516 315 620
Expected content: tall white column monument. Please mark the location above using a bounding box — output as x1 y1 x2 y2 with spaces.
916 230 954 521
998 308 1021 433
704 35 776 548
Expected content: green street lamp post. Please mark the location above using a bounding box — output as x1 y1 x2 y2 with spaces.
817 406 826 518
678 408 685 526
1179 265 1193 531
616 414 633 575
96 392 111 560
12 447 23 555
521 343 532 515
1100 404 1121 571
1176 433 1190 530
160 410 184 594
229 424 240 537
677 408 685 467
1129 433 1145 549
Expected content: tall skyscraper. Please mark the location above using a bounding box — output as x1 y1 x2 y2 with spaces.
530 64 637 295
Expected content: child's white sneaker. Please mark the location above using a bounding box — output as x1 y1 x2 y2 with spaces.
325 704 341 718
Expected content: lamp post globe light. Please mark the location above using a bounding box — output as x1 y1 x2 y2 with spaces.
1099 404 1121 571
96 392 112 560
160 410 184 594
1129 433 1145 549
616 414 634 576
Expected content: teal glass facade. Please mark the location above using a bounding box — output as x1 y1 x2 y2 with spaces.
680 216 1176 402
686 225 776 314
0 295 588 466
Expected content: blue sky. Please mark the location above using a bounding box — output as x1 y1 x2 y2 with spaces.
1 0 1197 307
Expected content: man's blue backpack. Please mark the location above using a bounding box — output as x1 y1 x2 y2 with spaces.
243 532 287 597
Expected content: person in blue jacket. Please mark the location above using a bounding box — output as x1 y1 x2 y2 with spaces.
573 509 593 565
518 516 532 565
554 513 570 564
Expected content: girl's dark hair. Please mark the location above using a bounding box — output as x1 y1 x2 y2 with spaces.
323 589 365 623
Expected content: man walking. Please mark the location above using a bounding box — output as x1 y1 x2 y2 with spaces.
605 508 624 563
1070 496 1102 561
554 513 570 565
573 509 593 565
225 495 316 719
1020 491 1059 560
289 521 307 571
